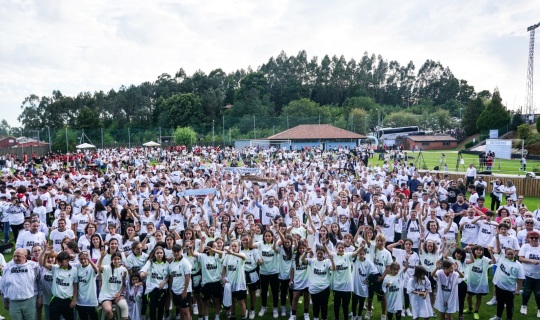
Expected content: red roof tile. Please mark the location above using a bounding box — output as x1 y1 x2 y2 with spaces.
267 124 365 140
405 135 457 142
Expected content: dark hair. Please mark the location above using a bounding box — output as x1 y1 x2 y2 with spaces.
452 248 466 263
56 251 71 262
413 265 428 283
109 251 123 270
442 260 453 269
294 242 307 266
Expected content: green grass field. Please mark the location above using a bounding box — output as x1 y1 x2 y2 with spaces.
396 150 540 176
1 196 539 319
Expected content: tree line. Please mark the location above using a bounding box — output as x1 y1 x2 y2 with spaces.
10 50 518 142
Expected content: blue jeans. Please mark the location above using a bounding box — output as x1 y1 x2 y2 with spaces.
3 221 9 242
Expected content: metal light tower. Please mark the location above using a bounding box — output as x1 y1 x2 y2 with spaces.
526 22 540 123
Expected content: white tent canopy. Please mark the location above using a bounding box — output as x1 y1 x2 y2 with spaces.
143 141 161 147
76 143 96 149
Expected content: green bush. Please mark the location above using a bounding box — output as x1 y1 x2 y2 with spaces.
464 141 474 149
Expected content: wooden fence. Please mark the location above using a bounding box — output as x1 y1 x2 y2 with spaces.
418 170 540 197
0 146 50 158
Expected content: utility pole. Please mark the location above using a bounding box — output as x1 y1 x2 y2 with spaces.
212 120 215 147
526 22 540 123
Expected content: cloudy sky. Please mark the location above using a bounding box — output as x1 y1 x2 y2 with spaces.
1 0 539 126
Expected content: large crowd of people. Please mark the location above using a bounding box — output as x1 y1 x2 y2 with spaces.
0 145 538 320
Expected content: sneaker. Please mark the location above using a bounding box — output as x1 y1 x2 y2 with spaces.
488 317 501 320
381 315 387 320
256 289 261 297
473 312 479 320
486 297 497 305
304 313 310 320
401 311 406 317
273 308 279 319
521 305 528 315
281 306 287 316
463 308 473 314
288 316 296 320
249 310 256 320
406 308 413 316
537 309 540 318
258 307 267 317
175 315 180 320
365 311 372 320
193 304 199 315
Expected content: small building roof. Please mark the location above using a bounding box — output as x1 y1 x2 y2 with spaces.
267 124 365 140
405 135 457 142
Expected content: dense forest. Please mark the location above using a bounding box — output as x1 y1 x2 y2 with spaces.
10 50 519 147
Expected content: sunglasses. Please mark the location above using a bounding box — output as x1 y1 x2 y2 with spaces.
529 237 539 240
526 222 535 224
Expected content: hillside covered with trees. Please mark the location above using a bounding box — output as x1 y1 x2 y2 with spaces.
9 50 519 147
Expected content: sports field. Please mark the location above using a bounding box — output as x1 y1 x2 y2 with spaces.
384 150 540 176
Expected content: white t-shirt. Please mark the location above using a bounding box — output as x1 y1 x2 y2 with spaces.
291 259 309 291
466 256 491 294
256 241 279 275
76 264 98 306
307 258 332 294
197 253 222 286
99 265 127 302
518 244 540 279
168 257 193 294
475 220 496 247
492 257 525 291
459 216 479 244
51 264 79 299
382 273 405 313
392 248 420 283
353 259 377 298
222 254 246 292
331 252 354 292
140 260 169 291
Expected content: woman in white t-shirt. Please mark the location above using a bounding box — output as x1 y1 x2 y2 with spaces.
387 238 420 317
290 241 310 320
330 242 362 320
221 240 247 320
431 260 465 319
140 246 170 320
275 232 294 317
492 247 525 320
302 243 335 320
98 250 129 320
518 231 540 316
75 252 99 320
251 229 280 318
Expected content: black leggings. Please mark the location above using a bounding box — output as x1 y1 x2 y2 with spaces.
260 273 279 308
311 287 330 319
351 294 366 317
387 311 402 320
402 288 410 309
279 279 292 306
522 276 540 307
77 305 98 320
50 297 74 320
458 281 467 315
10 223 23 242
495 285 515 320
148 288 169 320
333 290 351 320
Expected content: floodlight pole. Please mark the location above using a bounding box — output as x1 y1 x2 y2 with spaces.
525 22 540 123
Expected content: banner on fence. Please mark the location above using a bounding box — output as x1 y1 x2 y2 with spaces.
222 167 261 174
240 176 276 184
177 188 217 197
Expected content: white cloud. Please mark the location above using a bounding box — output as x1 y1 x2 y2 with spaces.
1 0 539 126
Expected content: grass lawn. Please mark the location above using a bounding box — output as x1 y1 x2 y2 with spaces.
390 150 540 176
1 198 539 319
